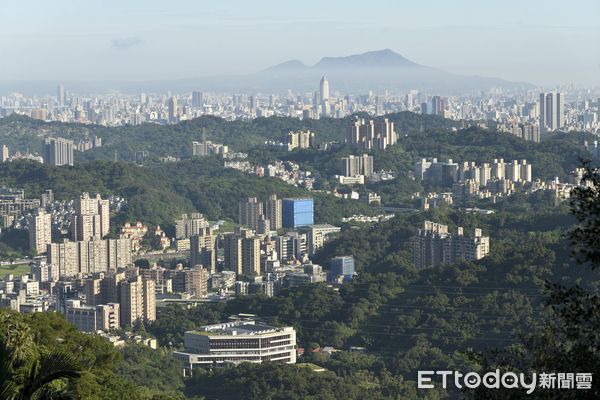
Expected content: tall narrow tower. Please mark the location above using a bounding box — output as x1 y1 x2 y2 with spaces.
319 76 330 102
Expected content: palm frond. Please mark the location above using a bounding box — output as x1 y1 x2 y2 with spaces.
18 352 81 400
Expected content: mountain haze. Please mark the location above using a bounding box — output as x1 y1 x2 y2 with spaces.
0 49 532 95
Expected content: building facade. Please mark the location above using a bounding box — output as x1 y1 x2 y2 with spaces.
173 319 296 374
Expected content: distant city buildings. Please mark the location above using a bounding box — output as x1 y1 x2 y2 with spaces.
1 86 597 135
502 123 541 143
192 141 228 156
413 221 490 270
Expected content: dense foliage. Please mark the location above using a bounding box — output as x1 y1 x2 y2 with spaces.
0 158 373 231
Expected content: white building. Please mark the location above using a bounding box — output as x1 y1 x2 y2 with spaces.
173 319 296 375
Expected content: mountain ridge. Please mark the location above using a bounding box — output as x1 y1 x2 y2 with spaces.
0 49 533 95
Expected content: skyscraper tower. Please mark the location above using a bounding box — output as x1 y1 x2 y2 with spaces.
319 76 330 102
29 209 52 254
57 85 65 106
539 92 565 133
168 96 178 123
192 91 203 108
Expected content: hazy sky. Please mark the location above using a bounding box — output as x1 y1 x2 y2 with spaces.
1 0 599 86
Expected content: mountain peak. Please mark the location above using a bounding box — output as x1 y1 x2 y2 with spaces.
314 49 421 69
265 59 308 72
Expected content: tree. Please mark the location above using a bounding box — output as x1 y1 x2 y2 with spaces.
0 311 82 400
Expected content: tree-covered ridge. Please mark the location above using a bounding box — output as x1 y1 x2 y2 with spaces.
0 158 374 229
0 111 459 160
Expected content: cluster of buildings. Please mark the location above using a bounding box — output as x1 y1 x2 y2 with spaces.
225 158 315 190
414 157 533 202
347 117 397 151
191 130 229 156
286 130 314 151
239 196 313 231
501 123 541 143
413 221 490 270
0 187 43 227
2 83 599 134
1 137 79 167
337 154 374 185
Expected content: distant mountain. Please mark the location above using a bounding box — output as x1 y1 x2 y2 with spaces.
250 49 531 93
314 48 422 69
0 49 532 95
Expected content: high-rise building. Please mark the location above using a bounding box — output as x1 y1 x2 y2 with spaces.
170 266 210 299
275 232 307 261
223 233 243 274
192 91 203 108
540 92 565 133
223 228 259 275
239 197 264 231
505 160 521 182
1 145 8 162
282 198 314 228
71 193 110 241
347 117 396 151
341 154 374 177
47 238 132 277
286 131 314 151
168 96 178 123
319 76 330 102
431 96 446 116
265 194 282 230
28 209 52 254
413 221 490 270
65 300 120 332
57 85 65 106
176 213 209 239
43 137 74 166
241 236 261 276
120 275 156 326
190 227 217 273
257 215 270 235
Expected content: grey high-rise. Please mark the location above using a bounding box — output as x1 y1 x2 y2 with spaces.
43 137 74 166
540 92 565 133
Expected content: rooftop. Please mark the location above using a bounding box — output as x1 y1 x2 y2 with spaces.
188 320 290 336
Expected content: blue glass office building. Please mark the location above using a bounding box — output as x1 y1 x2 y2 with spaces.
330 256 355 277
282 198 314 228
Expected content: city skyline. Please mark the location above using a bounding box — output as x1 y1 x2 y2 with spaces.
1 0 599 87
